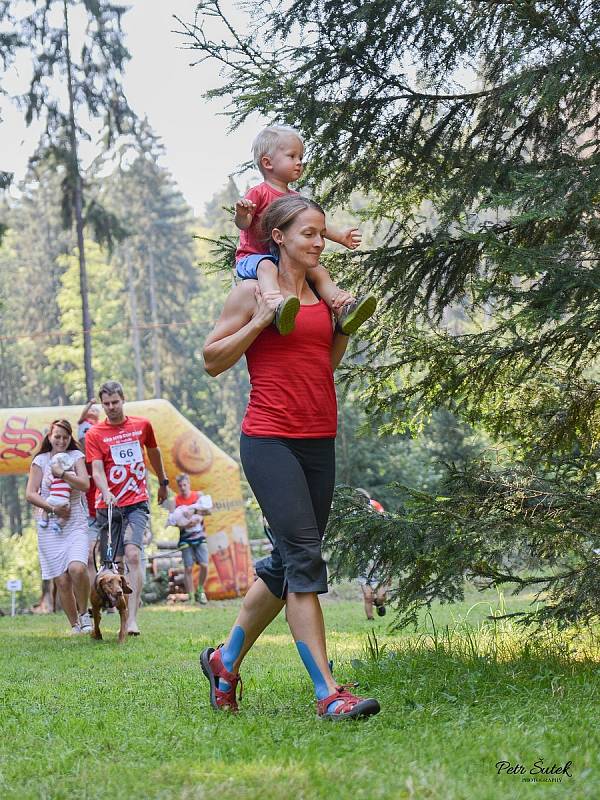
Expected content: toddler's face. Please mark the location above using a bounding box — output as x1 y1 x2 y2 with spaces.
88 404 101 421
265 134 304 183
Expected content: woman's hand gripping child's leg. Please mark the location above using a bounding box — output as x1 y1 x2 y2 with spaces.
257 258 300 336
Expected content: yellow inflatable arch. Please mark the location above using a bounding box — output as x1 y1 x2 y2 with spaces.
0 400 252 600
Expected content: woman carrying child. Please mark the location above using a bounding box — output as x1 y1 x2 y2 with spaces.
26 419 92 634
201 194 380 720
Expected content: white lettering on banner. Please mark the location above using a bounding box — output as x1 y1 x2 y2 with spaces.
110 440 143 465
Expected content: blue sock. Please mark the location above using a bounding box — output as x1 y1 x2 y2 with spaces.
296 641 342 713
218 626 245 692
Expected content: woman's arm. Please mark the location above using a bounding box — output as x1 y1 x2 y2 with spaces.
203 282 278 376
92 459 114 506
146 447 168 505
58 456 90 492
331 330 350 370
25 464 54 514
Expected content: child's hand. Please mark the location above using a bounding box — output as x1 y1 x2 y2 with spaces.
341 227 362 250
235 199 256 223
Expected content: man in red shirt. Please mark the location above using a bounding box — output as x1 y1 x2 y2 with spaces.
86 380 169 635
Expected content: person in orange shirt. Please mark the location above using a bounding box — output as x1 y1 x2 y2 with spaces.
166 473 212 605
356 488 389 620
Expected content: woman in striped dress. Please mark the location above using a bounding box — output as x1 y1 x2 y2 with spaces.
26 419 91 633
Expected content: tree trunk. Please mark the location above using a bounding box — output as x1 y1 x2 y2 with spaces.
0 476 23 535
64 0 94 398
147 246 161 397
125 247 145 400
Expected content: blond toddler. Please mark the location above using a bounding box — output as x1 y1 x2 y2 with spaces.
235 125 376 335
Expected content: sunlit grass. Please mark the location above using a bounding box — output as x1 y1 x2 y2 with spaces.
0 587 598 799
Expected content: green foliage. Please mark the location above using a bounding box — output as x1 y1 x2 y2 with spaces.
45 243 134 397
0 528 40 607
2 0 136 395
180 0 600 625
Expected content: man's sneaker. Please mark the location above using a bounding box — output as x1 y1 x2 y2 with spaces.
317 685 380 721
79 611 93 633
200 645 242 712
275 296 300 335
70 623 83 635
198 591 208 605
338 294 377 335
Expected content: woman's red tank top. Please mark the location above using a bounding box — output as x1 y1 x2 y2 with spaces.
241 299 338 438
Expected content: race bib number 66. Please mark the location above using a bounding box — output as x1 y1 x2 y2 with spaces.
110 440 143 465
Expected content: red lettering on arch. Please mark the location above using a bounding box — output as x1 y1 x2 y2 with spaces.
0 416 43 460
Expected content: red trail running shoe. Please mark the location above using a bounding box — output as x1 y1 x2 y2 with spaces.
317 685 380 721
200 646 242 712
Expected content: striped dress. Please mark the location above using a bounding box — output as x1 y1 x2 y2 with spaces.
32 450 88 580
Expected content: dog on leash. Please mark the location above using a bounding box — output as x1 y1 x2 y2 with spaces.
90 567 132 643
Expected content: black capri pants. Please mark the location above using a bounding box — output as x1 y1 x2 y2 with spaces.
240 433 335 599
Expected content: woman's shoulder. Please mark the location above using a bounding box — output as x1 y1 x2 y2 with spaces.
223 279 259 315
31 451 50 469
232 278 258 299
66 449 85 464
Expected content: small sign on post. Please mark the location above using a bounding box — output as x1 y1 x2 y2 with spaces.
6 579 22 617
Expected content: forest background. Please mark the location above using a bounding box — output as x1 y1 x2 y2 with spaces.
2 0 598 634
0 111 474 606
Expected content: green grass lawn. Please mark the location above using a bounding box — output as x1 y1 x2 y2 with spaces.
0 586 598 800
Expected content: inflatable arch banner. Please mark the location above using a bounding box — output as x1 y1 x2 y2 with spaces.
0 400 253 600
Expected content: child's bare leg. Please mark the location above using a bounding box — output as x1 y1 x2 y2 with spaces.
259 258 300 336
310 265 377 335
309 265 353 315
256 259 283 301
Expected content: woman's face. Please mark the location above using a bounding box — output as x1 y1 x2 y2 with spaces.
49 424 70 453
274 208 326 270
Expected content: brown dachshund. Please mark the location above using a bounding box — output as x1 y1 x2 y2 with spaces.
90 568 132 644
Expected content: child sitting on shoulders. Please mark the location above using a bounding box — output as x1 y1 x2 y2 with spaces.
235 125 376 335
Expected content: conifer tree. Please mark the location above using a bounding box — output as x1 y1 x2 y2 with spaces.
4 0 134 397
180 0 600 625
101 122 198 400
